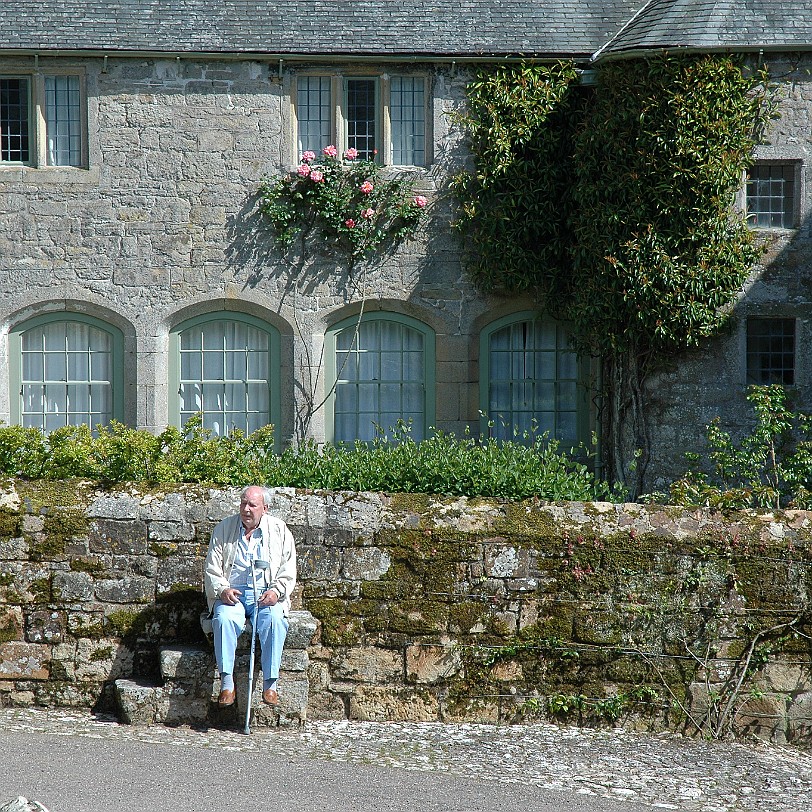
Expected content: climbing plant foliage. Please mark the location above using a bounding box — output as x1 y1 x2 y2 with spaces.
259 146 427 266
453 55 775 358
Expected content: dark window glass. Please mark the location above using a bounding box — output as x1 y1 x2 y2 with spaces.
0 77 30 163
747 318 795 385
346 79 376 161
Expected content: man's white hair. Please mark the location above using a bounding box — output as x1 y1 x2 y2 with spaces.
240 485 273 507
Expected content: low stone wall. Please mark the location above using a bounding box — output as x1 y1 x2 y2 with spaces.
1 481 811 742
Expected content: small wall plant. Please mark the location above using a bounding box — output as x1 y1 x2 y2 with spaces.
259 146 428 264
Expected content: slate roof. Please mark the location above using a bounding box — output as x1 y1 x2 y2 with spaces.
0 1 809 61
599 0 812 59
0 0 642 60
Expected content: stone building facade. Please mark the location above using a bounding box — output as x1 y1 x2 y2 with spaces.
0 2 811 492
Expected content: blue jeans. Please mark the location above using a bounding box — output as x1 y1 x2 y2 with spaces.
212 587 288 679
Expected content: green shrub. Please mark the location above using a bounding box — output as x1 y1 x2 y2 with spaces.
0 417 614 502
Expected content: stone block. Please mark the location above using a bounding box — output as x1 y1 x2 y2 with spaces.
0 606 23 643
115 679 165 725
0 642 50 680
332 646 402 683
298 545 341 580
148 521 196 541
349 686 439 722
484 545 530 578
285 610 318 649
94 575 154 604
787 691 812 744
52 571 93 602
342 547 391 581
24 609 64 644
0 538 28 559
159 645 213 681
75 639 133 681
405 643 462 684
89 519 148 555
87 495 141 520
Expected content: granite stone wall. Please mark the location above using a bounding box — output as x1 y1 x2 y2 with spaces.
1 483 811 742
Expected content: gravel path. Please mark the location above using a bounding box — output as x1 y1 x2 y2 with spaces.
0 708 811 811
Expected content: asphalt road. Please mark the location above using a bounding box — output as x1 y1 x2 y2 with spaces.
0 727 651 812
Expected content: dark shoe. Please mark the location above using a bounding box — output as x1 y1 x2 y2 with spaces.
218 689 235 707
262 688 279 706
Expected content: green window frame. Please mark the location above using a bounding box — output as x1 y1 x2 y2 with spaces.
480 312 588 446
169 313 281 445
9 313 124 431
325 312 435 444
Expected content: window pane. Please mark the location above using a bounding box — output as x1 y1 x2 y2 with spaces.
0 77 30 163
747 164 795 229
19 319 114 432
177 319 271 436
390 76 424 166
746 318 795 384
487 317 580 444
333 318 426 443
297 76 332 156
346 79 376 161
45 75 81 167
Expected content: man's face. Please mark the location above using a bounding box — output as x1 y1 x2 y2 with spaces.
240 487 267 532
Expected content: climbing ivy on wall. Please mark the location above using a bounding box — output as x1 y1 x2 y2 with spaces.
453 55 776 494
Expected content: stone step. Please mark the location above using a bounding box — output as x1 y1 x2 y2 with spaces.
115 610 317 728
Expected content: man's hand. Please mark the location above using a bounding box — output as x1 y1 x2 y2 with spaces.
259 589 279 607
220 587 242 606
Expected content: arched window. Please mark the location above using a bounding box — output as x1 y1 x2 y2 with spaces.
9 314 123 431
480 313 586 445
170 314 280 440
326 313 435 443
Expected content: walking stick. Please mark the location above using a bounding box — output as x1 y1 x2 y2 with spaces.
243 556 270 735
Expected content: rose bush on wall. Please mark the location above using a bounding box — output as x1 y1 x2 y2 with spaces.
260 146 427 265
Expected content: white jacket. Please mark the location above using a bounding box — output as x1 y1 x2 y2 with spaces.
203 513 297 616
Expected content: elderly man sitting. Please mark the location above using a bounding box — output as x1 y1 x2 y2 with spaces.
203 485 297 707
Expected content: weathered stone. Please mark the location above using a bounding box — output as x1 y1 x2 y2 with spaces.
89 519 147 555
332 646 402 683
115 678 165 725
94 575 154 603
52 571 93 602
342 547 391 581
0 797 50 812
0 606 23 643
0 538 28 559
285 610 318 649
349 686 439 722
148 521 196 541
87 495 141 520
159 645 213 680
0 642 50 680
405 643 462 684
297 545 341 580
74 639 133 681
24 610 64 644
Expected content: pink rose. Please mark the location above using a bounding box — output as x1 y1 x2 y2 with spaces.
323 145 338 157
361 207 375 219
297 163 312 177
360 180 374 194
344 148 359 160
345 219 356 229
310 169 324 182
413 195 428 208
301 150 316 163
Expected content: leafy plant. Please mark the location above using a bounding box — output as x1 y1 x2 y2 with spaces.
259 145 427 265
0 417 614 502
668 385 812 510
453 55 777 496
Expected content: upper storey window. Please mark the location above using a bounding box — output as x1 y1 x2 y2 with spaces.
294 73 428 167
746 162 799 229
0 73 85 167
